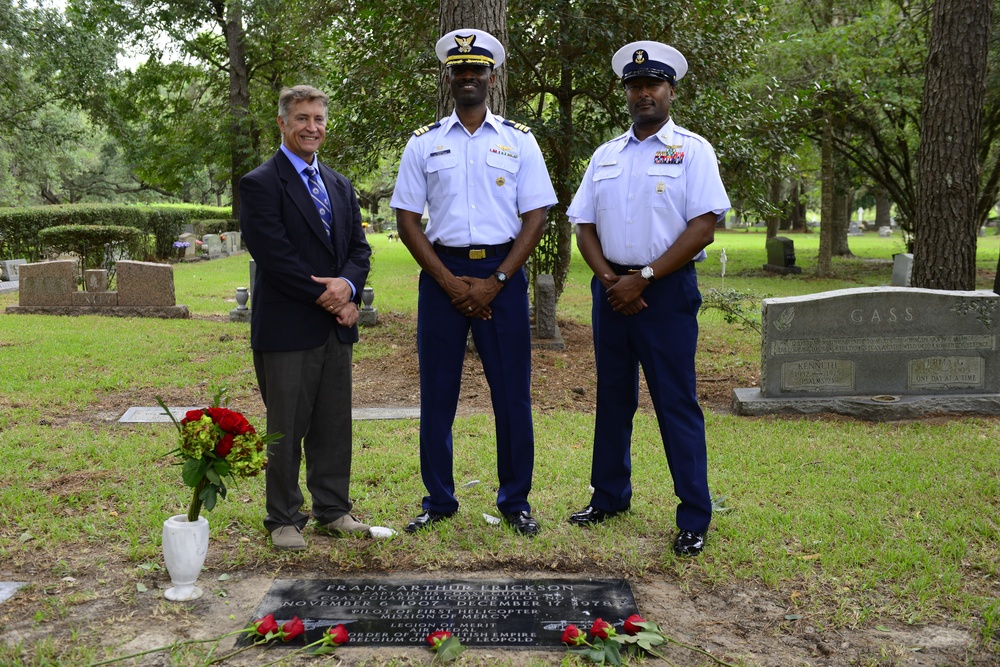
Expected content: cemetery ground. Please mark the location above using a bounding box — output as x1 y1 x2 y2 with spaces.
0 231 999 666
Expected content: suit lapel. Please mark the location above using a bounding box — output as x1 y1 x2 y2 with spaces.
274 151 335 252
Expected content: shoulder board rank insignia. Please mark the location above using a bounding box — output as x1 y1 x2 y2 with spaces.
413 121 441 137
503 119 531 133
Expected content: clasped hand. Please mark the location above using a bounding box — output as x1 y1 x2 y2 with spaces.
603 273 647 315
312 275 358 326
448 275 498 320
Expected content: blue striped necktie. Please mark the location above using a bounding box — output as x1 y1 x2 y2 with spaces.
304 166 332 238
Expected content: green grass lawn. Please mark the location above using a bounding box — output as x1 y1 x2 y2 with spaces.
0 230 998 665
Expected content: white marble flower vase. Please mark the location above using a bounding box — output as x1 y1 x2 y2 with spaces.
161 514 209 601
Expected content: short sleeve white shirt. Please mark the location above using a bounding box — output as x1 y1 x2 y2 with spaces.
566 119 730 265
390 110 558 246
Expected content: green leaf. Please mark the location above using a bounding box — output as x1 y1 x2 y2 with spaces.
205 466 222 485
218 573 231 581
202 486 218 512
310 645 336 655
784 614 802 621
136 582 147 592
18 532 34 543
435 636 466 662
636 631 664 646
181 457 207 487
603 640 622 666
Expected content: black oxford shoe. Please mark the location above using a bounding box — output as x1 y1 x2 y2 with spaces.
568 504 630 526
404 510 455 533
673 530 705 556
502 511 540 537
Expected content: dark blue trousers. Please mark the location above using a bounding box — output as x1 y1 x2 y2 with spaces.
416 252 534 515
589 264 712 533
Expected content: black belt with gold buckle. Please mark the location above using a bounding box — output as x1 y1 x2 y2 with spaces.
434 241 514 260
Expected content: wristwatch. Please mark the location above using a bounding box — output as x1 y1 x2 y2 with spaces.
493 270 508 287
640 266 655 281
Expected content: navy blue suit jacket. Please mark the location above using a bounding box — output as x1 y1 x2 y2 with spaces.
239 150 371 351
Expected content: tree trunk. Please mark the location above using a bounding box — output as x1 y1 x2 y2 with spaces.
817 120 834 277
832 176 853 257
765 170 781 239
220 0 251 221
438 0 507 118
912 0 991 290
874 187 891 231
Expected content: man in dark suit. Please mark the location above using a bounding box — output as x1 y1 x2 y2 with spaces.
240 85 372 551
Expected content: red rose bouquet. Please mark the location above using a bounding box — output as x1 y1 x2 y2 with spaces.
158 388 279 521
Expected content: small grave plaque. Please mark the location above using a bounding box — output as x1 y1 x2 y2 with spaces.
238 577 638 648
0 582 26 604
119 406 203 423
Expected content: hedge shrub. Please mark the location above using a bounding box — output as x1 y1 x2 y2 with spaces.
0 204 231 262
38 225 147 283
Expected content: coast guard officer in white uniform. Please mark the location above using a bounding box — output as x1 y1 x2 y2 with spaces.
390 28 557 537
566 41 730 556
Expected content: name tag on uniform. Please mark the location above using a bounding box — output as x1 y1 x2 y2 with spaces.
429 149 451 157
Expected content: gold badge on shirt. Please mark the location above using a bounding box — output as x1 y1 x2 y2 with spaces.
496 176 506 187
656 182 666 193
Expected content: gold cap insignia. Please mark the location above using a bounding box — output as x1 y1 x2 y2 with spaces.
633 49 646 64
455 35 475 53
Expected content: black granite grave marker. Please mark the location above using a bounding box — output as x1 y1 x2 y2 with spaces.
237 577 638 648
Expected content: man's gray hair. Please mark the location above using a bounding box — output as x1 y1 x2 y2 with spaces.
278 85 329 121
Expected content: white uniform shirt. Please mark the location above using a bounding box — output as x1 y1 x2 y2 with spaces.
567 118 730 265
390 110 557 246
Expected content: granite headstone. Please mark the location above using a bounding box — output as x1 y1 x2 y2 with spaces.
238 577 638 648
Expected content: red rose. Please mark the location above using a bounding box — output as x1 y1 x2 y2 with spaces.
326 624 349 645
426 630 452 648
253 613 278 636
183 409 204 424
280 616 305 641
234 414 252 434
215 433 234 457
217 411 242 433
561 624 587 645
590 618 614 640
623 614 646 635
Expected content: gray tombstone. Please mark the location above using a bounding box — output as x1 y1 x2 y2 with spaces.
249 258 256 296
17 260 76 306
733 287 1000 419
535 274 557 339
763 236 802 274
116 260 176 306
178 233 198 259
0 259 26 281
878 226 892 238
891 253 913 287
848 222 862 236
532 273 564 350
224 231 242 254
202 234 223 260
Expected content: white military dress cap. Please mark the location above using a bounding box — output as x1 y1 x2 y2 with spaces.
436 29 506 69
612 41 687 84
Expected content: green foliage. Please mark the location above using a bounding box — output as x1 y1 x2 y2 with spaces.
37 224 146 281
701 288 767 335
0 204 205 261
190 218 237 236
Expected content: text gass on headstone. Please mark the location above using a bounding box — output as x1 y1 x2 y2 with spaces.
238 577 638 648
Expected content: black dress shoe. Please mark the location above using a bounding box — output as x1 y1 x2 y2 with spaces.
673 530 705 556
502 511 540 537
568 504 630 526
404 510 455 533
